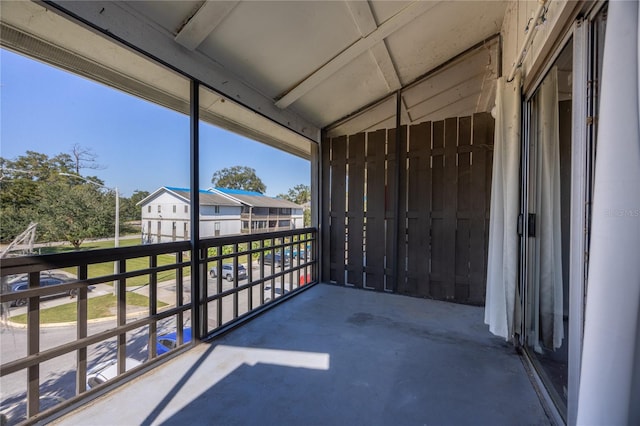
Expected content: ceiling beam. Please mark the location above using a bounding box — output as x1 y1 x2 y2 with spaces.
346 1 408 124
174 1 239 51
345 0 376 36
345 1 402 92
47 0 320 142
369 43 401 92
275 0 440 109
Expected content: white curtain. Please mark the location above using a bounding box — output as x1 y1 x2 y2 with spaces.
531 66 564 352
577 1 640 424
484 73 521 342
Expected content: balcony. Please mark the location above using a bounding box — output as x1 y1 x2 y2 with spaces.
0 228 551 425
46 284 549 425
0 229 317 425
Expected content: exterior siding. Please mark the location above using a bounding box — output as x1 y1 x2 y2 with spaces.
140 188 303 242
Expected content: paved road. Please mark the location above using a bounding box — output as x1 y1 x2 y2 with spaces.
0 261 309 424
0 318 159 425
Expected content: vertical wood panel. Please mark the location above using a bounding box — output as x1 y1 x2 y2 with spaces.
396 126 408 292
430 120 445 299
347 133 365 287
385 128 397 291
455 116 472 301
326 113 494 304
330 136 347 284
366 129 386 291
470 112 494 304
442 117 458 300
406 121 432 297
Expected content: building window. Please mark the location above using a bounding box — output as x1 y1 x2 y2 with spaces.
279 220 290 227
269 207 278 215
214 206 220 214
184 205 188 213
242 221 249 230
148 205 151 213
157 205 161 213
173 205 176 213
269 220 277 228
279 208 291 215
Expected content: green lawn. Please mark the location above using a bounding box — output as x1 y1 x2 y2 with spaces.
36 237 288 289
67 256 190 288
38 236 146 254
10 292 166 324
40 238 190 288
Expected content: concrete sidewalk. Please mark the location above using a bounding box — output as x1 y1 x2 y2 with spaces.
54 283 550 425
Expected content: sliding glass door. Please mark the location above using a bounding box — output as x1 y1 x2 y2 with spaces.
520 5 607 422
524 40 573 418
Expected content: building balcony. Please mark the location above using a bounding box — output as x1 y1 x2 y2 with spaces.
0 229 317 425
57 283 549 425
0 227 550 425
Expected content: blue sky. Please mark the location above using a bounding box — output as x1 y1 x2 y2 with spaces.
0 49 310 197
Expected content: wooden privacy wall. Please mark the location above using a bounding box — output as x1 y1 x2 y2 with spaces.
322 113 494 305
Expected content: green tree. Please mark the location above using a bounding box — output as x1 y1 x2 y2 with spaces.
303 209 311 227
211 166 266 194
1 149 113 246
36 180 114 248
277 184 310 205
0 151 74 241
120 190 150 222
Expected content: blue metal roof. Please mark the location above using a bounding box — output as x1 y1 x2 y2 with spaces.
165 186 214 194
214 187 266 197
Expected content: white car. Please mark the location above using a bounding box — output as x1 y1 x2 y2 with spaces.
86 358 143 389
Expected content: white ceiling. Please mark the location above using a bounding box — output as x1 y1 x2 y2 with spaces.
1 0 508 150
125 0 507 131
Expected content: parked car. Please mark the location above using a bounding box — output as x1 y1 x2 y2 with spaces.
86 357 143 389
261 253 290 268
284 244 312 259
8 275 90 307
155 328 193 355
209 264 248 281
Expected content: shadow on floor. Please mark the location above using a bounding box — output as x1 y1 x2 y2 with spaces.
56 283 550 425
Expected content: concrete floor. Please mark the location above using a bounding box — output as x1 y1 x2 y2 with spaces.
54 283 550 425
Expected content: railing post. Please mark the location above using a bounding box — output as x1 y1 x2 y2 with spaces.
200 248 208 333
233 243 239 319
117 259 126 374
27 271 40 418
216 246 223 328
259 239 265 305
247 242 253 309
148 255 158 359
76 264 88 394
176 250 185 347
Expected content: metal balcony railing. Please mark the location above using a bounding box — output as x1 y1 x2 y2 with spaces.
0 228 317 425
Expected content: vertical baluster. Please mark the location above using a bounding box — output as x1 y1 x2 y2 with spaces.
26 271 40 418
76 264 88 394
